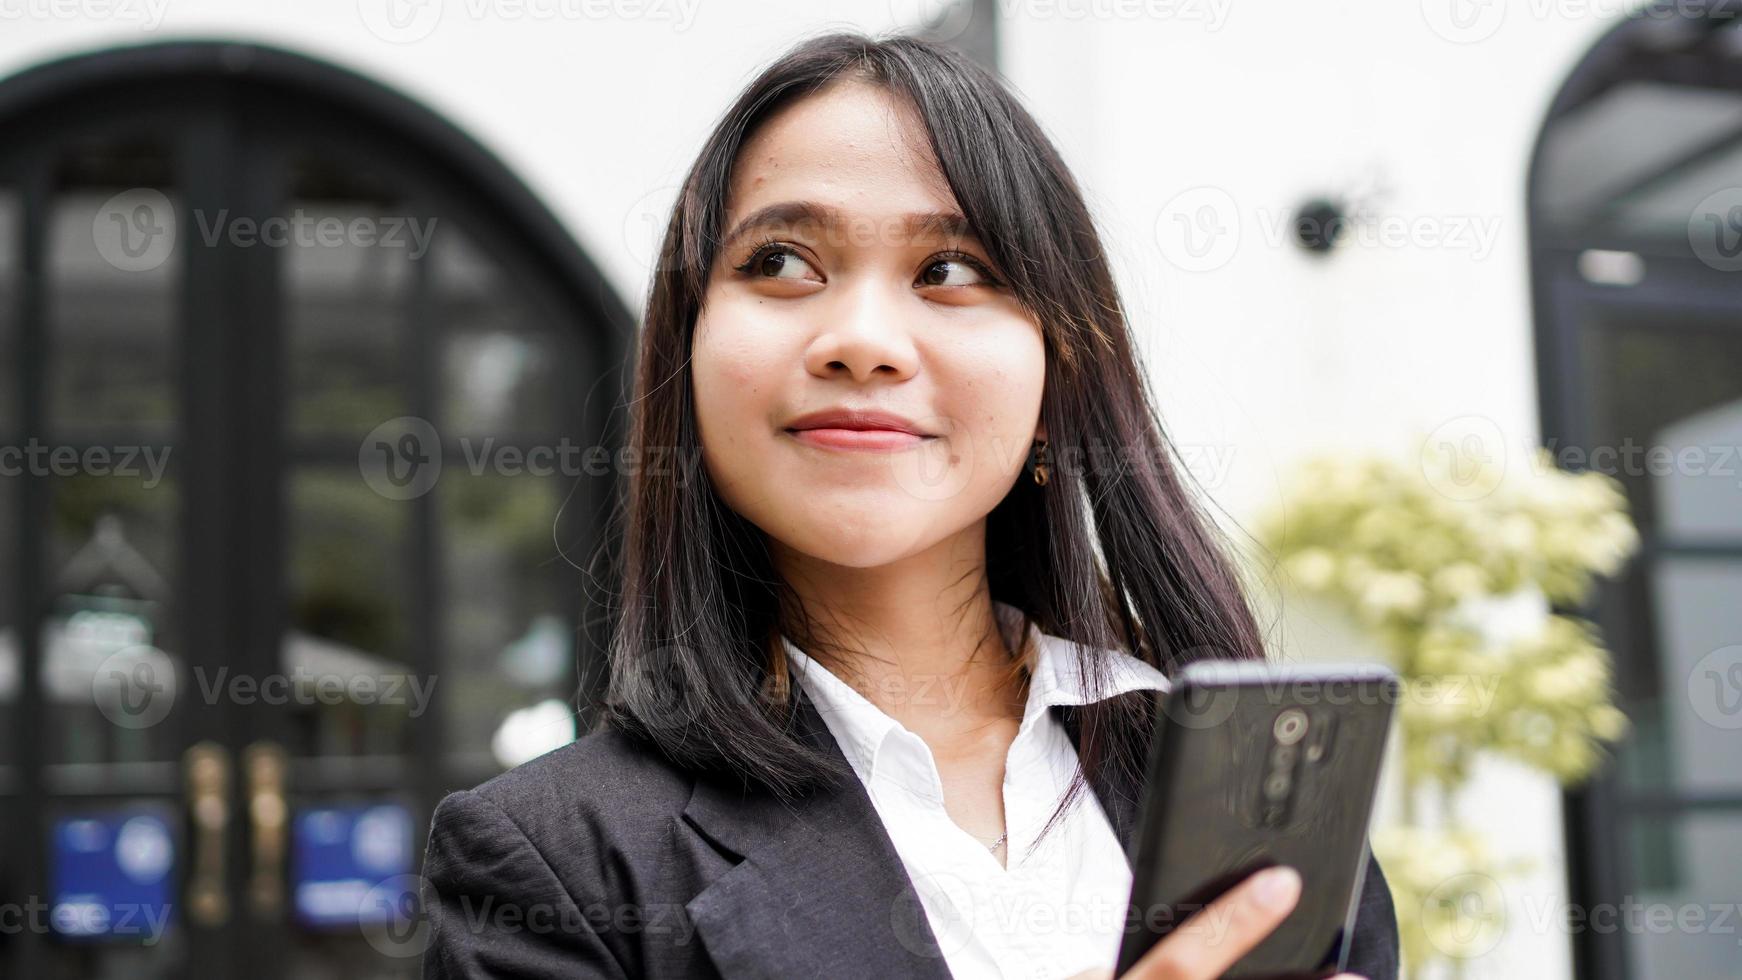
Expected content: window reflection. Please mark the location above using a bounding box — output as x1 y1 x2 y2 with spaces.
284 468 413 758
440 470 573 767
49 141 178 438
285 155 414 441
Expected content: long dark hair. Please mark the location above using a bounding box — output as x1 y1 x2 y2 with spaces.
595 31 1266 827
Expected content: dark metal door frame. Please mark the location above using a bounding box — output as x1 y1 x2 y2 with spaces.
1532 248 1742 980
0 40 632 978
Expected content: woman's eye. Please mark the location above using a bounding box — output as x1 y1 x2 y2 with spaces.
917 256 992 288
744 245 819 281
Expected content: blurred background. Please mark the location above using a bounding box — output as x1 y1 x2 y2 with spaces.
0 0 1738 977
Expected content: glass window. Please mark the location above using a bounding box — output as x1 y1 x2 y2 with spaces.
48 139 178 439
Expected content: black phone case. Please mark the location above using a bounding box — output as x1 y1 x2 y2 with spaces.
1115 661 1397 979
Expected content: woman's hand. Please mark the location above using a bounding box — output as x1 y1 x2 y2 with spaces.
1066 866 1367 980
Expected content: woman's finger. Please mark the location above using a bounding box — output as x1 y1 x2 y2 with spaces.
1120 865 1302 979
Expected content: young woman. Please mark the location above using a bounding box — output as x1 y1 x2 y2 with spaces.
422 31 1399 980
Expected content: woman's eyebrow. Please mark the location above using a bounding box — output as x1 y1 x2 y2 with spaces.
720 201 978 249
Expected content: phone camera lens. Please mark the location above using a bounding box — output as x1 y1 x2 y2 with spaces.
1271 743 1297 768
1263 773 1290 799
1273 708 1308 745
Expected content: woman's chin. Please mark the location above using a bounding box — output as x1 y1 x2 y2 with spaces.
773 516 943 570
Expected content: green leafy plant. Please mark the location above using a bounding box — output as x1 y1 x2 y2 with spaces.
1256 443 1638 976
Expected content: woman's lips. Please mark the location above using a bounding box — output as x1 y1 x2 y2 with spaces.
785 427 933 452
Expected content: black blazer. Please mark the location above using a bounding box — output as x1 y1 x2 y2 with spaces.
421 683 1400 979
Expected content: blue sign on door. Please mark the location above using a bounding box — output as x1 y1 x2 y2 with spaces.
291 803 415 928
49 808 176 943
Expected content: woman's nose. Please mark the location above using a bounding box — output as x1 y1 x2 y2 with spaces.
805 278 920 383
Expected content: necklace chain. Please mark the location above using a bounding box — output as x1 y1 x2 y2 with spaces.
988 831 1007 852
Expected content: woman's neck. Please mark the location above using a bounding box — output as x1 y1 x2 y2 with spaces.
773 534 1028 733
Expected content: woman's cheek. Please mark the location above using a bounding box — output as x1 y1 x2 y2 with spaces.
692 326 780 513
704 306 785 395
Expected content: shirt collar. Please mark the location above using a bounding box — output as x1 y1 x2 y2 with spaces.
781 600 1172 786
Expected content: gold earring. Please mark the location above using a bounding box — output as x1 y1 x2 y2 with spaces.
1033 439 1049 486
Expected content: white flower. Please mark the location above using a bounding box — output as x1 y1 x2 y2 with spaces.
1285 548 1337 590
1361 571 1427 618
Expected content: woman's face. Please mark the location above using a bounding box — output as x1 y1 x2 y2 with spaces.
691 79 1046 570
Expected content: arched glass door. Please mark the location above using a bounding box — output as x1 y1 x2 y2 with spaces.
1529 8 1742 979
0 42 629 979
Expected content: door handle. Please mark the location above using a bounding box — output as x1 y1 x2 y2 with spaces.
244 741 289 920
183 741 231 927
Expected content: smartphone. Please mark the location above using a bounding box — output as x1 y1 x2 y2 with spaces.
1115 661 1398 979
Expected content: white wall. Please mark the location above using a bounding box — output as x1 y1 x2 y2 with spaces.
1001 5 1623 978
0 2 1635 975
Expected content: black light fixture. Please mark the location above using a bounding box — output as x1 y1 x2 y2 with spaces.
1292 196 1348 255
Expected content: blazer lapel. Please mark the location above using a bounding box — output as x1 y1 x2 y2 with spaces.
680 684 954 980
678 693 1145 978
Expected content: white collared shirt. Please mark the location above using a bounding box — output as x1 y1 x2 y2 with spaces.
782 600 1172 980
